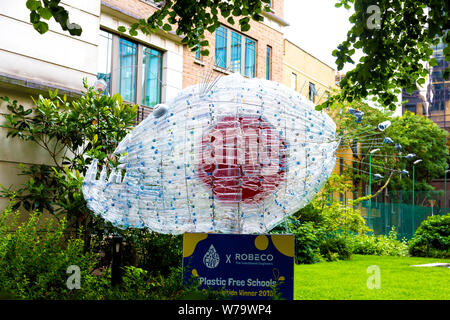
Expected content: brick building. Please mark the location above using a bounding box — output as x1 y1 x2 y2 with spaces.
0 0 288 210
96 0 288 115
182 0 288 88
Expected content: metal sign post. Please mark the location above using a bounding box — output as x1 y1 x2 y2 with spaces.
111 234 123 286
428 199 436 216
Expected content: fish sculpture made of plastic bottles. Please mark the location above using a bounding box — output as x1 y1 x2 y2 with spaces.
83 73 340 234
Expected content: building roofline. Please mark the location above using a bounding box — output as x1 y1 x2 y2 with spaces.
0 72 83 98
100 1 183 43
261 10 290 27
284 39 336 72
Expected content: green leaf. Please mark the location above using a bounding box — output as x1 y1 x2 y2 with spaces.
117 26 127 33
26 0 41 11
37 7 53 20
443 45 450 56
67 23 82 36
33 21 49 34
30 11 41 24
240 23 251 32
49 89 58 99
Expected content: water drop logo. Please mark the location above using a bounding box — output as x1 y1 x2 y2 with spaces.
203 245 220 269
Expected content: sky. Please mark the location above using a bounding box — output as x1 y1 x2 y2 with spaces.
283 0 356 72
283 1 403 115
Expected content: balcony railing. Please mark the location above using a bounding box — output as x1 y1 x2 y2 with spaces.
135 105 153 124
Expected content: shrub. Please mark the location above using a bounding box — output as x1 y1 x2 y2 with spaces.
0 201 230 300
277 218 355 264
126 230 183 276
408 214 450 258
319 201 370 235
0 201 98 300
319 234 353 262
0 83 137 240
348 228 409 257
277 219 324 264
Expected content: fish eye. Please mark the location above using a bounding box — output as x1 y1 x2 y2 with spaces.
153 104 168 118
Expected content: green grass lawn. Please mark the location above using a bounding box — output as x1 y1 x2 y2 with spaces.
294 255 450 300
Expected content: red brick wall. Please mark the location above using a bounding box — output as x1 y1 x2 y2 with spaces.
183 1 285 88
102 0 285 88
103 0 284 25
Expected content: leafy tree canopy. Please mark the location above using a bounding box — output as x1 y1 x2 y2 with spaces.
335 101 449 193
24 0 271 55
24 1 450 112
323 0 450 111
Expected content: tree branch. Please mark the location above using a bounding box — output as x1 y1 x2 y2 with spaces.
371 171 394 199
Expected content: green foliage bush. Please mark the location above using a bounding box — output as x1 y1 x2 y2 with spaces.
408 214 450 258
279 216 408 264
121 230 183 277
319 234 353 262
289 221 324 264
295 175 370 235
0 202 228 300
280 180 372 264
282 218 352 264
0 82 137 233
348 228 409 257
80 266 205 300
0 201 98 299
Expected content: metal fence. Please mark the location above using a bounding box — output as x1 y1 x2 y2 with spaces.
353 191 448 240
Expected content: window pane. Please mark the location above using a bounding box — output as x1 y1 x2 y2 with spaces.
142 47 162 107
291 73 297 90
215 26 227 69
309 82 317 102
195 30 202 60
244 38 256 78
230 32 242 73
118 38 137 102
195 44 201 60
97 30 112 95
266 46 272 80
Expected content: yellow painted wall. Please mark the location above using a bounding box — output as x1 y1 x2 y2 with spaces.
282 39 338 104
283 39 354 202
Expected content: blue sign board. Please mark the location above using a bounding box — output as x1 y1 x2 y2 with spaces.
183 233 294 300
